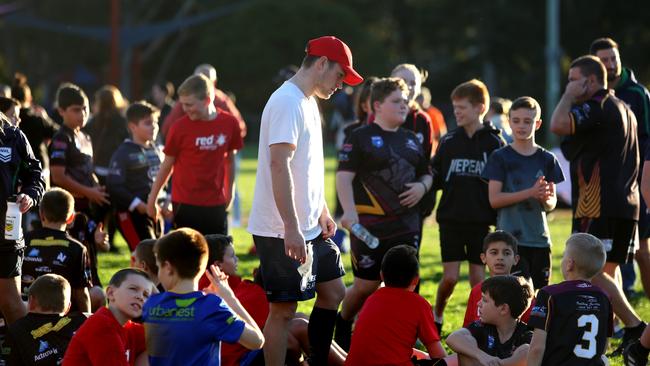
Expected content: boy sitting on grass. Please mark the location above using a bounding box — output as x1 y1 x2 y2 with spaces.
447 275 533 366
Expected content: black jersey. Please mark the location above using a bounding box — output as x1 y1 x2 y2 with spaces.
528 280 612 366
19 107 59 171
106 140 162 211
3 312 87 366
337 123 430 237
466 320 532 359
21 228 92 300
431 121 505 225
402 107 434 159
561 89 639 220
49 125 97 189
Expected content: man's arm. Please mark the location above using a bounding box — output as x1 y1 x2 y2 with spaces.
446 328 501 366
146 155 174 220
269 143 306 263
50 166 109 205
335 171 357 230
71 287 91 313
526 329 547 366
550 80 587 136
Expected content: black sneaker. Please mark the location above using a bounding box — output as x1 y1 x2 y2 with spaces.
611 322 647 357
624 340 649 366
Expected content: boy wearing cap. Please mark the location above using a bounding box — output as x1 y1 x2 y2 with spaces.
248 35 362 366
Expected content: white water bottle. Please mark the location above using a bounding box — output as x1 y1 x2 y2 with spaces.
5 196 22 241
350 223 380 249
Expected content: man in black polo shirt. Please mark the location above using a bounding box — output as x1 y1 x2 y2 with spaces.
590 37 650 301
550 54 646 353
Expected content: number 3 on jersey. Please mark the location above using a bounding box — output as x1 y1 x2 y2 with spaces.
573 314 598 359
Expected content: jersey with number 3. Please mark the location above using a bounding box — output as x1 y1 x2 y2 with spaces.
528 280 612 365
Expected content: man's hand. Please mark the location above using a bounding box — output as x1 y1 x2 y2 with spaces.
399 182 426 208
86 186 110 206
16 194 33 213
340 210 359 231
284 226 306 264
319 208 337 239
564 79 588 101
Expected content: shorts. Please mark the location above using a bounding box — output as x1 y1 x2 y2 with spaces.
639 198 650 239
351 232 419 281
512 246 551 290
116 210 162 252
173 203 228 235
574 217 637 264
253 235 345 303
439 223 490 264
0 247 24 278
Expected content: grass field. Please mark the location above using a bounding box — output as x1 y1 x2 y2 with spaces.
98 146 649 365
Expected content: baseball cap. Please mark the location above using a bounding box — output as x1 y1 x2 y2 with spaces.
306 36 363 86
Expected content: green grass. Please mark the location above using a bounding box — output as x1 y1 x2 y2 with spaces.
99 146 649 365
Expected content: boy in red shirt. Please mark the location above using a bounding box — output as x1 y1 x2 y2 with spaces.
62 268 153 366
146 74 243 235
345 245 451 366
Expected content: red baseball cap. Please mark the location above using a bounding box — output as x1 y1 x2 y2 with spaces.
306 36 363 86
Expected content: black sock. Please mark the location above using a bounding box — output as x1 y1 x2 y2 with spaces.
308 307 337 366
334 312 353 352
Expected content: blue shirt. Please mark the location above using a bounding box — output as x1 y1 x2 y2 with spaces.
142 291 245 366
484 146 565 247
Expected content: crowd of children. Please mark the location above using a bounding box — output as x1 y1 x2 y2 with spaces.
0 34 649 366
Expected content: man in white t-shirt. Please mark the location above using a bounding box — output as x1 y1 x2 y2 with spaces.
248 36 363 366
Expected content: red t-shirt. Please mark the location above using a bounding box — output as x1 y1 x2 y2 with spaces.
62 307 145 366
463 281 534 327
164 111 243 206
345 287 440 366
220 276 269 366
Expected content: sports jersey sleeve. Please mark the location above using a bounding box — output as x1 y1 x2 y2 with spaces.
106 147 137 209
337 131 361 172
483 149 506 182
466 321 488 349
207 297 246 344
267 100 302 147
17 130 45 204
545 152 565 184
463 284 482 327
227 116 244 151
570 101 603 135
527 288 551 331
49 132 71 167
416 297 440 344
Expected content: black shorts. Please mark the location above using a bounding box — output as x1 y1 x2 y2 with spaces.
512 246 551 290
0 247 24 278
253 235 345 303
439 223 490 264
639 198 650 239
351 232 419 281
574 217 637 264
116 211 162 252
173 203 228 235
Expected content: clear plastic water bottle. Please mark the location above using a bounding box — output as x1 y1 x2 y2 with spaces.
350 223 379 249
5 195 22 241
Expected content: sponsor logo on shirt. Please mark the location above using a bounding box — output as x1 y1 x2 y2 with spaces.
38 340 49 353
342 144 353 152
487 334 495 350
406 139 419 151
371 136 383 148
358 255 375 269
445 158 486 181
338 152 349 162
416 133 424 144
576 295 601 312
195 134 227 151
56 252 67 264
28 248 40 257
146 298 197 319
0 147 11 162
531 304 547 318
31 317 72 339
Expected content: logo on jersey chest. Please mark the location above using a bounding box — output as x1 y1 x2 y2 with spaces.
195 134 227 150
406 139 419 151
0 147 12 162
371 136 383 148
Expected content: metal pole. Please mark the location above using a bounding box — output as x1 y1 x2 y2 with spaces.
545 0 560 145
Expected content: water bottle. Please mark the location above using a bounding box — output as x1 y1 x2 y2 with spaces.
350 223 379 249
5 196 22 241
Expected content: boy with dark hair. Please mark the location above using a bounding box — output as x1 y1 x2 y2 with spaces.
142 228 264 365
447 275 533 366
147 75 243 236
3 274 88 365
50 83 109 212
62 268 152 366
345 245 450 366
21 188 92 312
431 79 505 332
527 233 613 366
131 239 162 292
335 77 433 349
463 230 531 326
107 101 163 251
484 96 564 289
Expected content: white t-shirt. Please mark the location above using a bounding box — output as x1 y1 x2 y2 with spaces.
248 81 325 240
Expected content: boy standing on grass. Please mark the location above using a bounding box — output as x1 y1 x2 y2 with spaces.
431 79 505 332
527 233 613 366
107 101 163 251
484 96 564 290
146 74 242 236
447 275 533 366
